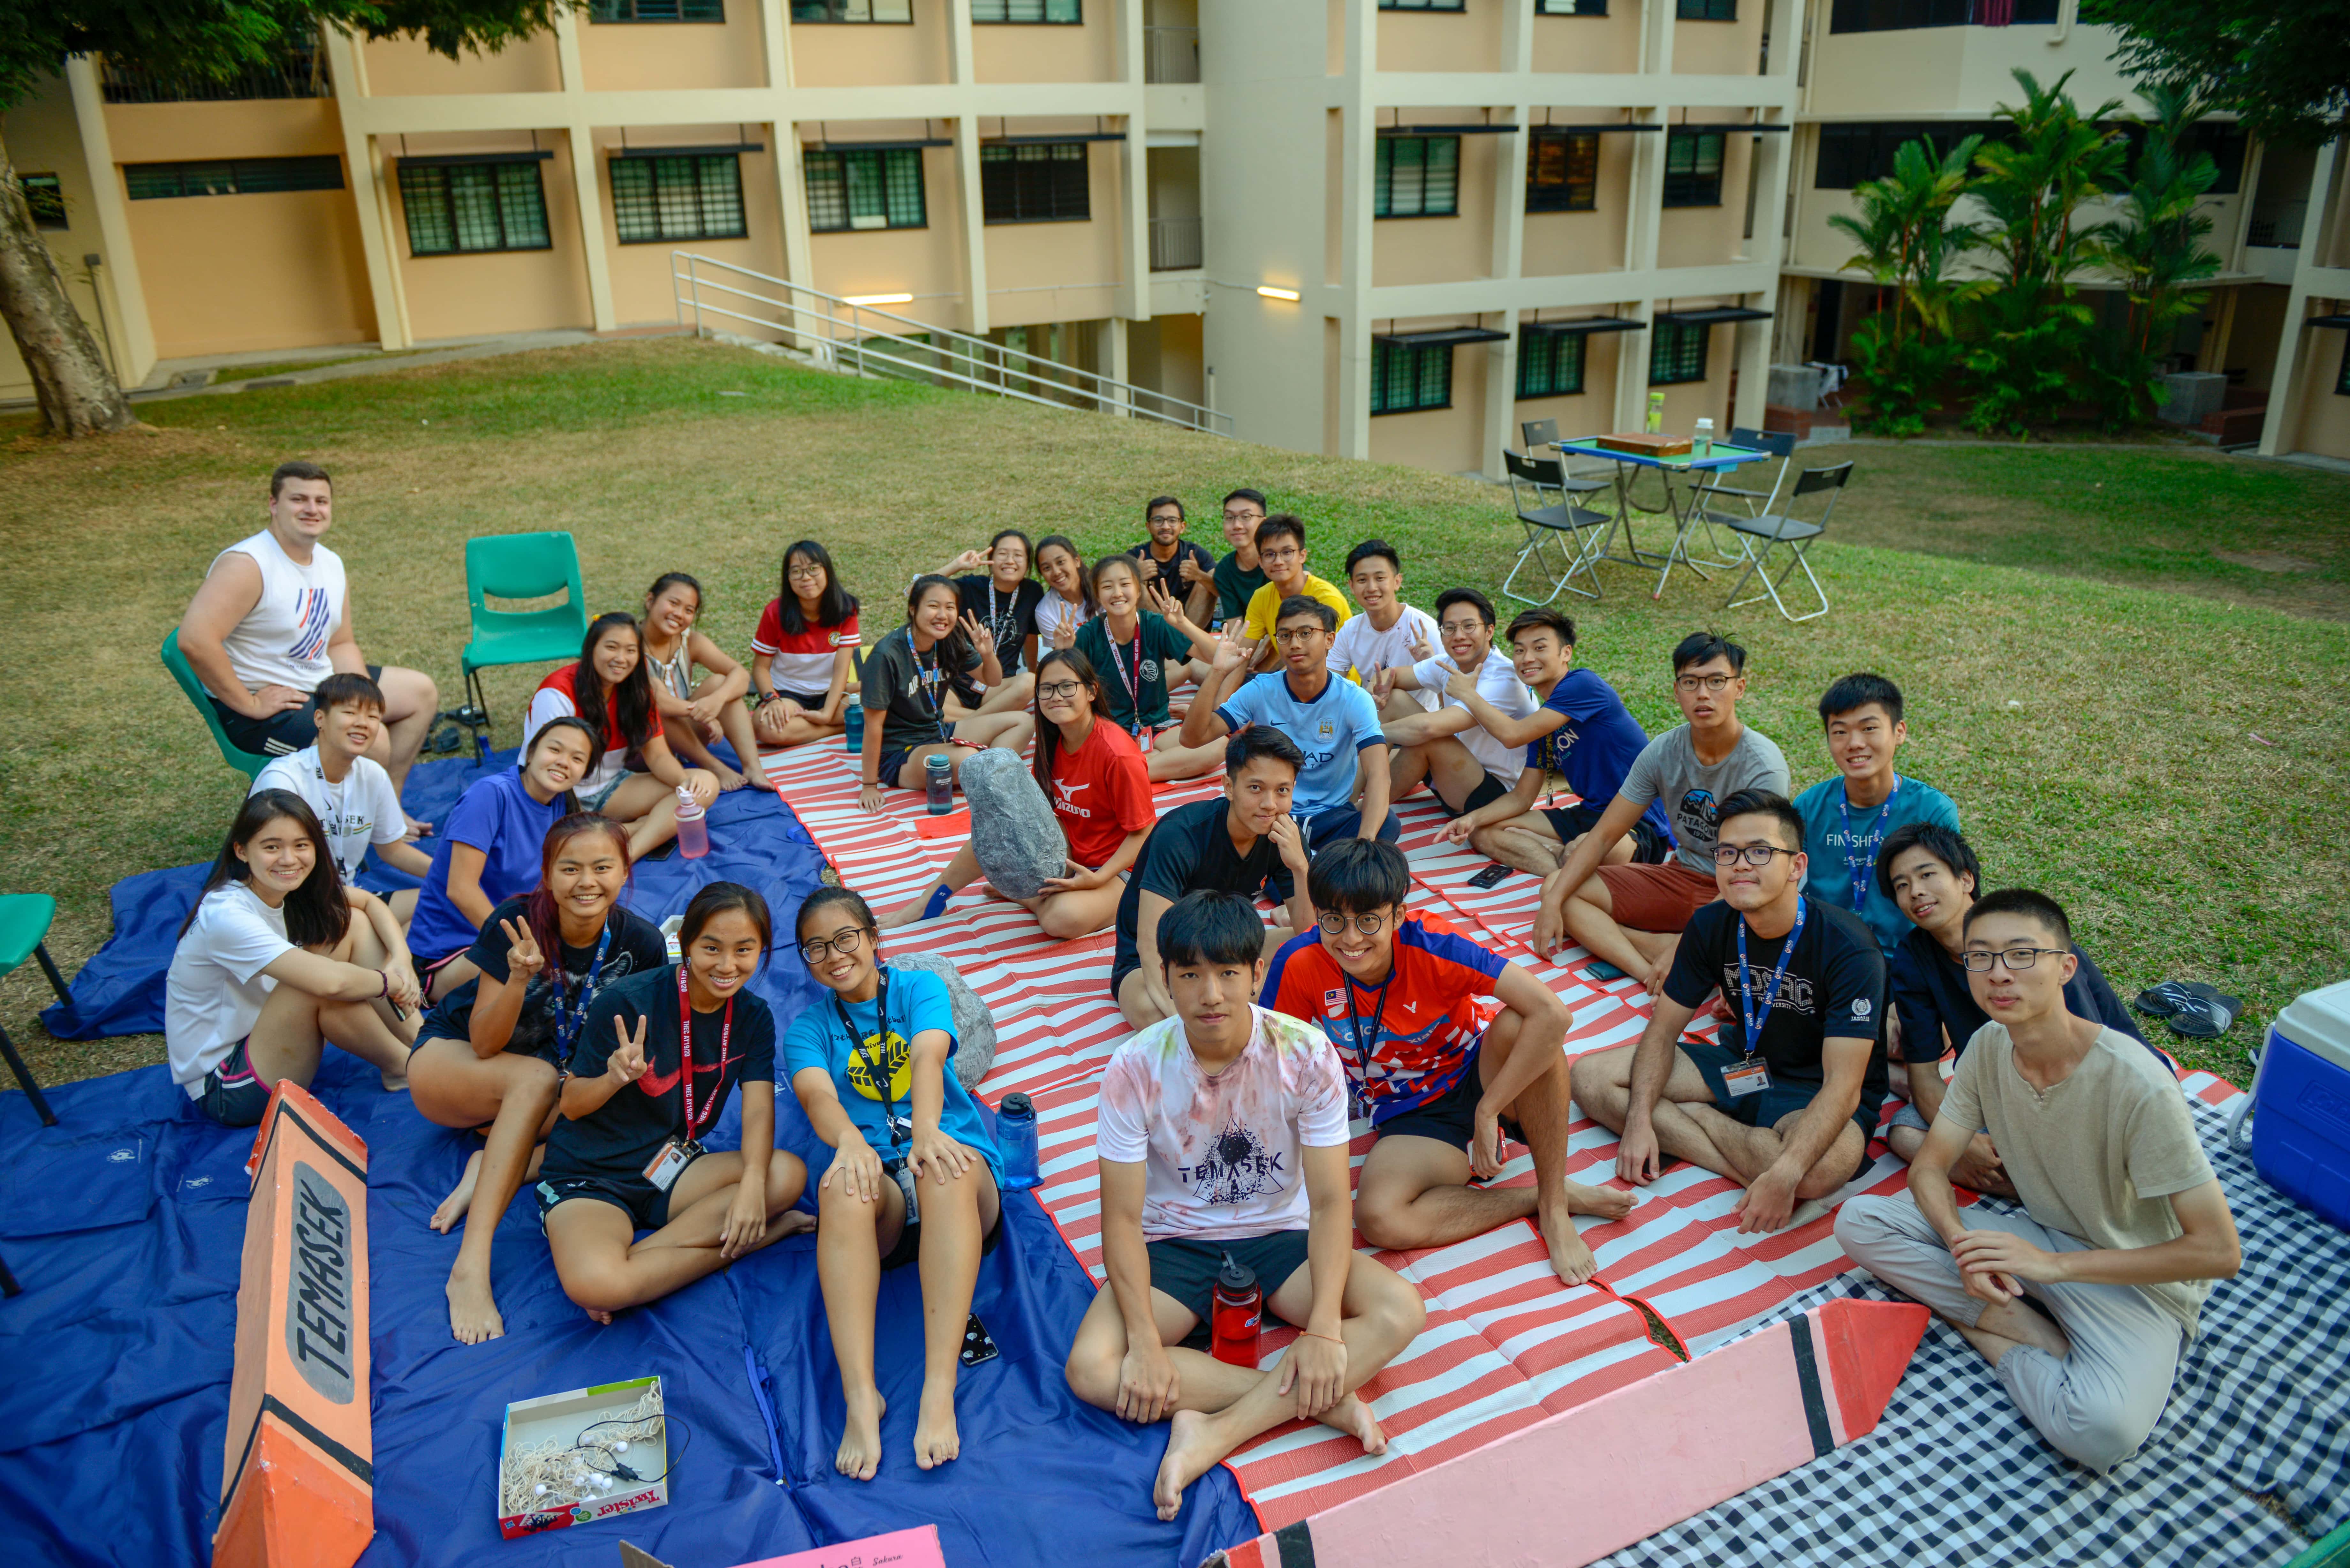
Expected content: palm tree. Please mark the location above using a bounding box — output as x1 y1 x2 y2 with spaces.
1828 132 1984 350
2104 81 2223 369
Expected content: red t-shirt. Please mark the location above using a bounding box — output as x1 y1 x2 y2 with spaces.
1050 720 1155 870
751 599 861 696
532 663 630 751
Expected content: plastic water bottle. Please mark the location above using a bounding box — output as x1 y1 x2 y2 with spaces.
924 753 954 815
1646 390 1666 435
998 1092 1041 1190
1210 1252 1262 1368
675 787 709 858
1693 417 1715 458
844 700 864 756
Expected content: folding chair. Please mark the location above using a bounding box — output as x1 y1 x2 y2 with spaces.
159 628 274 781
1520 417 1560 450
1502 448 1613 604
1689 427 1796 560
0 893 68 1127
1719 461 1852 623
461 532 589 754
1519 417 1612 502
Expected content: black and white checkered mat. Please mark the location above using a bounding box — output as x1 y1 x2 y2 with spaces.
1595 1099 2349 1568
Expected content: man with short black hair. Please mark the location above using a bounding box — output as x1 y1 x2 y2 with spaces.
180 462 441 808
252 672 434 924
1130 496 1217 624
1533 632 1789 987
1264 841 1634 1285
1210 489 1270 626
1571 789 1886 1233
1235 516 1351 672
1793 673 1959 958
1378 588 1541 818
1837 888 2241 1473
1327 540 1438 713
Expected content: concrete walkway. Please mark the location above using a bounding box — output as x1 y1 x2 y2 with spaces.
122 324 686 403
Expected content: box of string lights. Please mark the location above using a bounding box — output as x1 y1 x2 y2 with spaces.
496 1376 672 1539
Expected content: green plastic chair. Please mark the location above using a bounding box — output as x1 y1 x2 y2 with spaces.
0 893 66 1128
462 531 589 744
159 627 274 781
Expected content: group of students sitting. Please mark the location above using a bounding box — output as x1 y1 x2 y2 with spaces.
158 460 2242 1512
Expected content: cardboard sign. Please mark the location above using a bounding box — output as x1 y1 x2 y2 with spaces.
728 1525 948 1568
214 1081 374 1568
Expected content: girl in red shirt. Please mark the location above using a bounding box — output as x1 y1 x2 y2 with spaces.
751 539 862 751
881 648 1155 939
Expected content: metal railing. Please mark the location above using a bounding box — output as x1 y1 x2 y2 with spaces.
1145 26 1200 84
102 34 330 102
2248 201 2306 249
1149 216 1203 271
671 252 1231 436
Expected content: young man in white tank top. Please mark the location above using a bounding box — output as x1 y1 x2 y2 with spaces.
178 463 441 824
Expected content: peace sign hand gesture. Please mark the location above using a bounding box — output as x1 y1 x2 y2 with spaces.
959 610 997 660
1144 578 1191 629
498 917 546 982
604 1014 650 1088
945 548 986 574
1408 626 1439 664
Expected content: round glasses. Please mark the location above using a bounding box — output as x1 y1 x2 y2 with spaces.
1316 911 1389 937
1961 947 2070 972
798 928 871 965
1036 680 1084 701
1676 673 1735 694
1711 843 1799 867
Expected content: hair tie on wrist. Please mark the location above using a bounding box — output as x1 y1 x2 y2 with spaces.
376 969 390 998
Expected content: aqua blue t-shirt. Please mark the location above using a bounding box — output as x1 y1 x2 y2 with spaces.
406 765 566 964
779 965 1002 1182
1794 775 1960 957
1214 670 1385 818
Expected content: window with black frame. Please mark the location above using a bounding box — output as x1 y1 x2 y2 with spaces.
396 161 551 255
21 174 67 228
1371 341 1453 413
591 0 723 19
1378 0 1467 10
805 147 928 230
1678 0 1734 17
980 143 1090 222
125 156 344 200
1535 0 1608 12
612 154 746 243
1662 129 1725 207
1649 320 1709 384
973 0 1079 17
2338 336 2350 397
1517 330 1587 398
1376 136 1461 218
791 0 910 19
1527 130 1599 212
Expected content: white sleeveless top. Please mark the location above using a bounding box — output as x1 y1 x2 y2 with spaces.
206 529 347 697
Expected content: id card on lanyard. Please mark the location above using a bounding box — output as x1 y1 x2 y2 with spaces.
646 963 730 1190
1729 898 1805 1097
1839 780 1900 913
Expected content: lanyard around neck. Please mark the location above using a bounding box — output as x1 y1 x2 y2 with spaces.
833 967 903 1144
1735 898 1805 1059
673 963 732 1139
1340 967 1395 1086
1838 778 1900 910
549 917 613 1062
1105 618 1148 735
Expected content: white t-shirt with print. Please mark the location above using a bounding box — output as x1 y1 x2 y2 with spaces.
1035 591 1092 648
1411 650 1540 783
165 883 297 1096
254 747 407 884
1329 603 1442 708
1096 1005 1350 1241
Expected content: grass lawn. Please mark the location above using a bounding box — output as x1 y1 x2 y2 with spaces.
2 337 2343 1092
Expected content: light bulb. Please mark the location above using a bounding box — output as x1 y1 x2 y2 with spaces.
533 1484 547 1496
615 1440 629 1453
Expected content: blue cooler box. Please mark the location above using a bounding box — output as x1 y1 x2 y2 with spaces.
2247 979 2350 1231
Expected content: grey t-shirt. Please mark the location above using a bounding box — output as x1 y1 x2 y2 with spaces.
1618 722 1792 875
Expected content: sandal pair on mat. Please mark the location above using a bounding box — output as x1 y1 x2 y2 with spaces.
2135 980 2244 1039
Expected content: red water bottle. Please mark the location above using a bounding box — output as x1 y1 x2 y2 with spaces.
1209 1252 1262 1369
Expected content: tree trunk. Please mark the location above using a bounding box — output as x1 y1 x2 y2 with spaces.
0 129 138 437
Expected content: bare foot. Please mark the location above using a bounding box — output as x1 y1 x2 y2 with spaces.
1565 1179 1636 1222
379 1068 409 1093
1538 1205 1601 1286
767 1210 819 1245
913 1385 961 1470
837 1389 887 1481
430 1150 483 1233
1316 1391 1387 1455
710 764 748 792
446 1265 506 1344
1976 1297 2070 1359
584 1305 615 1326
1154 1408 1229 1522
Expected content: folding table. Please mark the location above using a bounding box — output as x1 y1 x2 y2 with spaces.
1551 436 1776 599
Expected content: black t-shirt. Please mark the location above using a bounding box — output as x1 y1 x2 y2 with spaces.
861 626 984 757
1664 897 1888 1100
541 964 777 1184
1128 541 1214 607
954 575 1043 677
1113 798 1284 972
415 896 669 1067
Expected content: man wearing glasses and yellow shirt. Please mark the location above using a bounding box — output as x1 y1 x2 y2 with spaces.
1532 633 1791 991
1570 790 1887 1234
1262 841 1635 1288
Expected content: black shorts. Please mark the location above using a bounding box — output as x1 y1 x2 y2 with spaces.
768 687 830 711
1372 1052 1525 1152
1682 1039 1883 1159
535 1156 707 1233
197 1037 273 1128
1444 770 1512 819
213 664 384 758
880 1194 1006 1272
1541 800 1670 865
1146 1230 1312 1324
1109 950 1143 1004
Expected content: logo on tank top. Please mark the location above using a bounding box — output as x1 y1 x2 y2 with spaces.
288 587 334 662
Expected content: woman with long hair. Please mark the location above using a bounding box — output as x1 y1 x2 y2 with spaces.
165 790 422 1127
783 887 1004 1479
881 647 1152 938
857 575 1034 815
1075 554 1224 783
752 540 861 750
931 529 1043 716
540 882 812 1323
639 572 774 795
527 612 718 859
407 716 596 1002
1033 534 1093 652
407 812 670 1344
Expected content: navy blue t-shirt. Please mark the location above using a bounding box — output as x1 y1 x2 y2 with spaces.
1526 670 1672 843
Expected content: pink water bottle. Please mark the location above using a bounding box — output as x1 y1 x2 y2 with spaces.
675 787 709 858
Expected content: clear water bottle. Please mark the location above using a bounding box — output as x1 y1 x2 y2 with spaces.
1210 1252 1262 1368
924 753 954 815
844 699 865 756
1693 416 1715 458
675 786 709 858
998 1092 1040 1190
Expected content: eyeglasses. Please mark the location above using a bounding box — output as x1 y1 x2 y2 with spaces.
798 928 871 964
1676 673 1735 694
1316 911 1389 937
787 566 827 582
1711 843 1798 867
1259 548 1302 565
1272 627 1324 645
1036 680 1083 701
1224 509 1264 523
1961 947 2070 973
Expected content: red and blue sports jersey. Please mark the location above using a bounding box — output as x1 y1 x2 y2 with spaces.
1260 913 1507 1123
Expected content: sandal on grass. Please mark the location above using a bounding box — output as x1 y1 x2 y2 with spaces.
2135 981 2202 1018
2165 994 2242 1039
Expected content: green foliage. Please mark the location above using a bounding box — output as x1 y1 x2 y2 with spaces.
1962 288 2097 436
1847 317 1960 439
2082 0 2350 149
2093 80 2225 427
1828 131 1984 434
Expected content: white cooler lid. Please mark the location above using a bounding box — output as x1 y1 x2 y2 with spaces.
2273 979 2350 1072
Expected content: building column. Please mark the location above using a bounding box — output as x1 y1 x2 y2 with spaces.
550 12 616 332
2259 139 2341 456
1332 0 1376 461
1114 0 1147 322
955 114 990 335
1735 127 1793 431
760 0 812 318
61 57 156 383
1106 314 1131 416
320 27 410 351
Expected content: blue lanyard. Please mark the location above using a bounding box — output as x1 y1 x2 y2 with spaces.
548 918 612 1061
1838 779 1900 911
1734 898 1804 1059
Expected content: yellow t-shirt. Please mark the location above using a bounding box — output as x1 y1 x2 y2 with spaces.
1242 573 1353 644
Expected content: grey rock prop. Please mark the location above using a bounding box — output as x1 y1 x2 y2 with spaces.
884 956 998 1088
960 746 1067 901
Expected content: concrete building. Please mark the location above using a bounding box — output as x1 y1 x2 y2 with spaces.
4 0 2344 463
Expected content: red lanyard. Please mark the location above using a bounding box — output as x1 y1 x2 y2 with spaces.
1108 618 1147 734
674 963 732 1139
